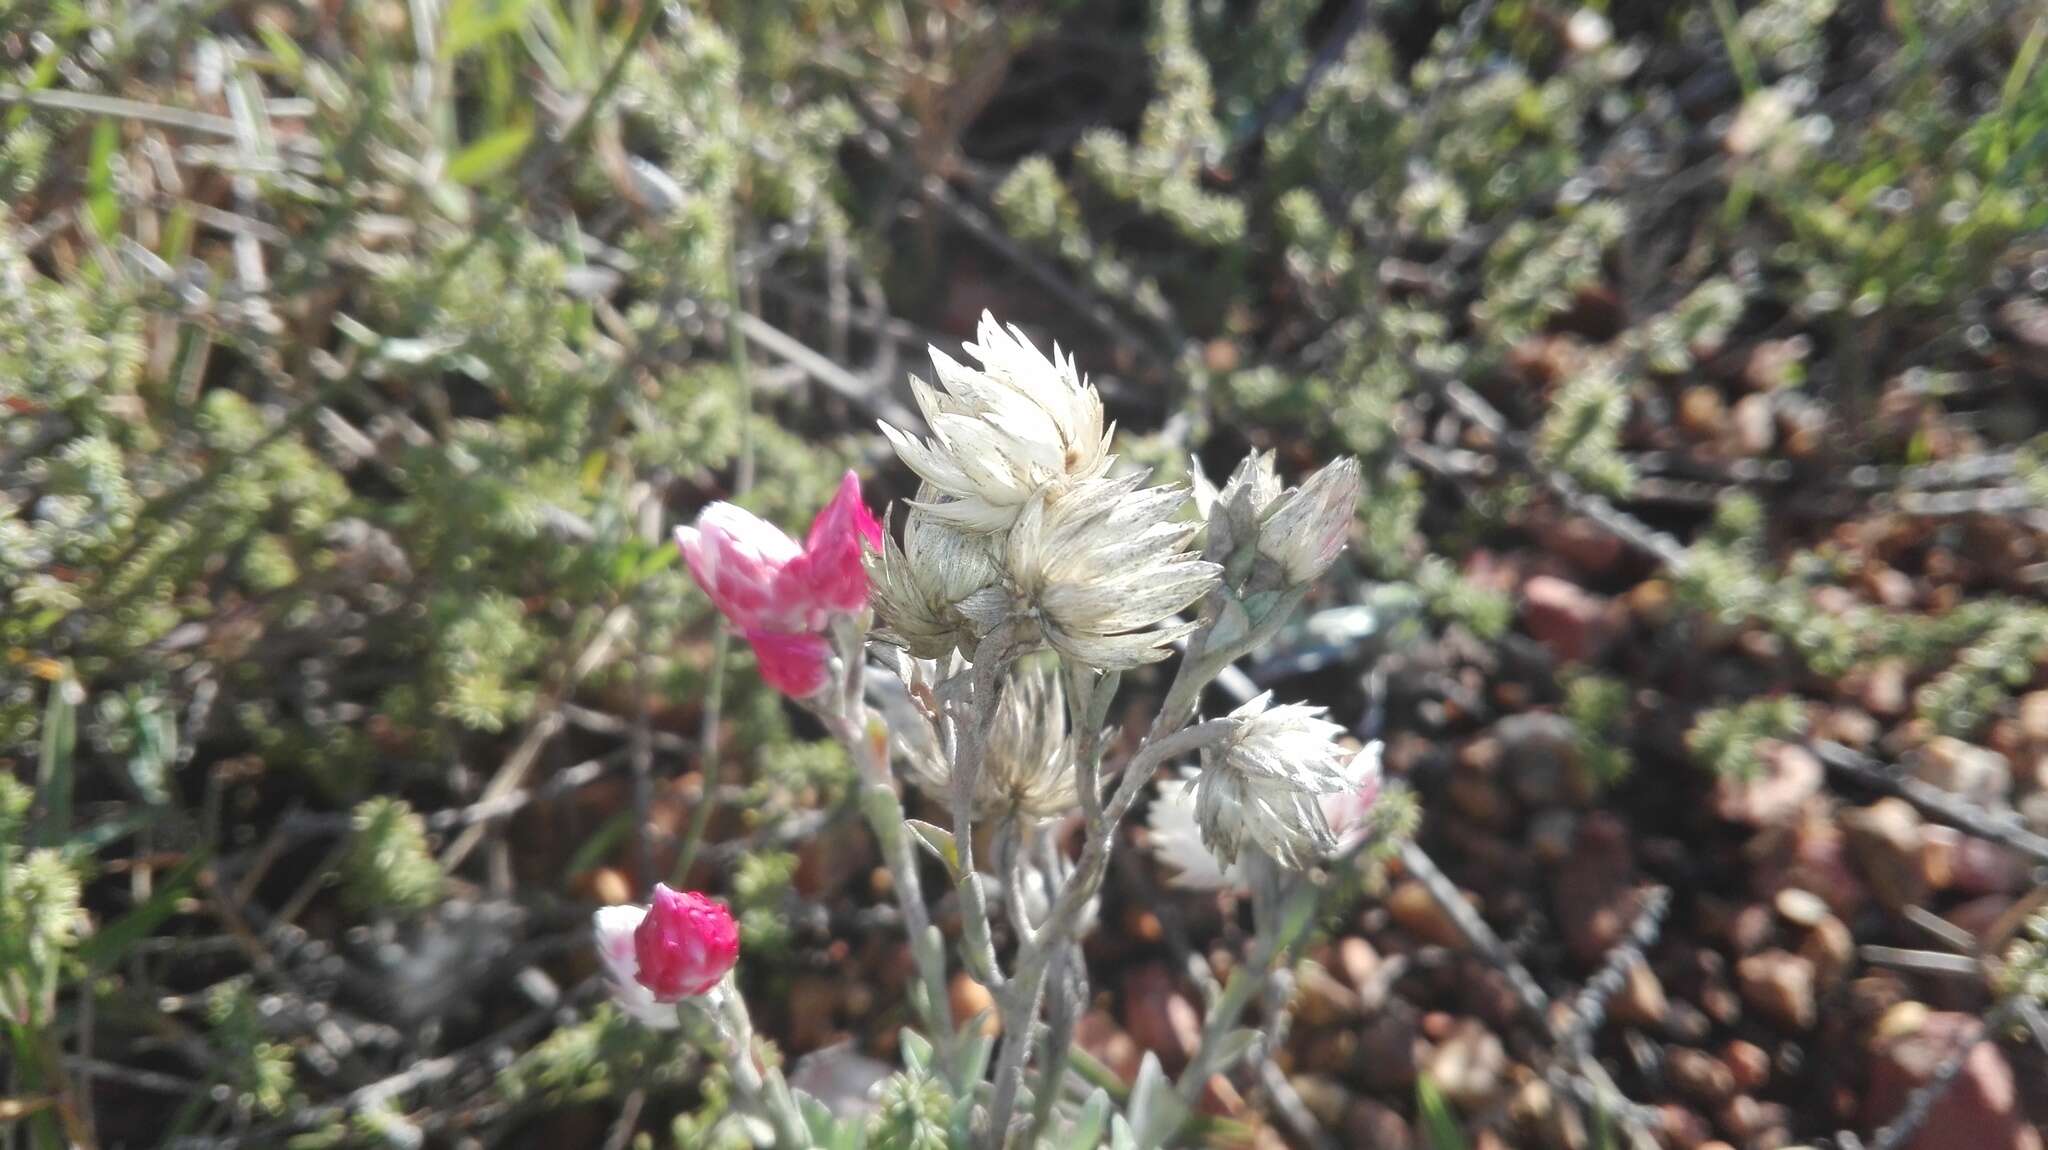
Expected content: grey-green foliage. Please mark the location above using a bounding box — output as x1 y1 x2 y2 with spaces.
342 796 446 915
1564 673 1633 786
1687 697 1809 781
1534 365 1634 498
1074 0 1243 247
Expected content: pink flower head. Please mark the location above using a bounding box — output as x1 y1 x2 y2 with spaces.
675 470 880 697
631 884 740 1001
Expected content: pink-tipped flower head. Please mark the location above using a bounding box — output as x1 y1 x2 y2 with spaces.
630 884 739 1001
676 471 880 697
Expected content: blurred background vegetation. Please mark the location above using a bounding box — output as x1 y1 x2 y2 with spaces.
2 0 2046 1147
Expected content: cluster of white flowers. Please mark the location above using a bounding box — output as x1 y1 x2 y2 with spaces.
872 313 1375 867
872 312 1220 670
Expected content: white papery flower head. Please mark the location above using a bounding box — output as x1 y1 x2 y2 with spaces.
1005 475 1221 670
880 311 1114 532
1193 692 1363 869
591 904 680 1029
1192 450 1361 585
868 495 1003 658
1150 739 1381 888
900 662 1082 821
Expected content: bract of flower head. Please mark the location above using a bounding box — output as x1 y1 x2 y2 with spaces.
1146 771 1243 891
1193 692 1363 869
1256 456 1360 584
1192 451 1360 585
629 884 739 1001
1321 739 1384 857
1004 474 1221 670
879 311 1113 533
591 903 681 1027
867 494 1003 659
675 469 880 697
902 662 1082 820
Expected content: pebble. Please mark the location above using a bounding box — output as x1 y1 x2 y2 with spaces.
1736 950 1817 1031
1773 887 1829 927
1294 961 1362 1028
1343 1097 1414 1149
1679 385 1729 438
1916 737 2011 803
1860 658 1909 717
1610 961 1669 1028
1521 575 1614 664
1289 1074 1351 1127
1732 393 1775 455
1422 1018 1508 1109
1843 797 1928 910
1388 879 1469 949
1711 741 1821 826
2018 690 2048 744
1798 913 1856 988
949 971 1000 1038
1667 1046 1737 1104
1865 1011 2043 1150
1336 936 1382 993
1722 1039 1770 1092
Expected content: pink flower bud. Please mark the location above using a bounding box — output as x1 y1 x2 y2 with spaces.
631 884 739 1001
676 503 809 634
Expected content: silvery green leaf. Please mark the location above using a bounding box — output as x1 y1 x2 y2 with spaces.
734 1113 776 1146
1062 1088 1111 1150
1125 1051 1188 1150
953 1029 994 1085
798 1094 842 1144
900 1028 934 1074
1108 1114 1139 1150
905 819 961 881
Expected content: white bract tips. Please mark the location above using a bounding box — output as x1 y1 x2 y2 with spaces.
1258 456 1362 585
1007 476 1221 670
868 498 1003 659
880 311 1113 533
